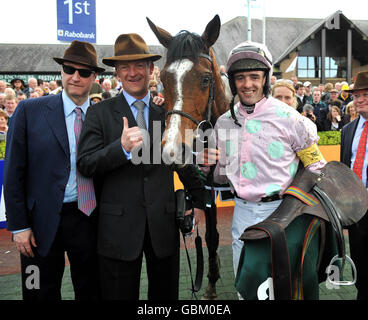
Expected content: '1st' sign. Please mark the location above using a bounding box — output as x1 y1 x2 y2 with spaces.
57 0 96 43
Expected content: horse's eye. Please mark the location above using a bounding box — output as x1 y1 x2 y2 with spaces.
201 75 211 88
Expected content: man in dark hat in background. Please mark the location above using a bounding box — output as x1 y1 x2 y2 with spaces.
341 70 368 300
77 33 205 300
4 40 105 300
10 78 26 96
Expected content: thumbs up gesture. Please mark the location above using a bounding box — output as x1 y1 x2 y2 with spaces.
121 117 143 152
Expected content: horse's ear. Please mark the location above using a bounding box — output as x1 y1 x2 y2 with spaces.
201 14 221 48
146 17 173 49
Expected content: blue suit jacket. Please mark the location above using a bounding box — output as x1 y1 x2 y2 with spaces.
4 93 70 257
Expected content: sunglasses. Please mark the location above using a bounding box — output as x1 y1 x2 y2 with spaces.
62 64 95 78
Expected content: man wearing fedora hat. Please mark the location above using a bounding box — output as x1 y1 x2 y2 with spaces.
341 70 368 299
4 40 105 300
77 33 205 300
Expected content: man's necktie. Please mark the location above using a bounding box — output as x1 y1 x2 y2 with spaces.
74 107 96 216
133 100 147 130
353 120 368 180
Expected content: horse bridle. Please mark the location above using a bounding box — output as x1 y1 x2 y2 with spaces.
165 53 215 142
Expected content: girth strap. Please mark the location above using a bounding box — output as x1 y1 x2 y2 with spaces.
247 220 292 300
293 217 322 300
284 186 320 207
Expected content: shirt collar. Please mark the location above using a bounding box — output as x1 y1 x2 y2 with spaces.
237 97 268 117
358 115 368 128
122 90 150 108
62 90 90 117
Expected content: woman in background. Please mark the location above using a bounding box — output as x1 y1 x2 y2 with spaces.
321 105 343 131
342 101 359 125
271 81 298 110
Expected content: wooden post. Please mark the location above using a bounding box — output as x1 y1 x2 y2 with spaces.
347 28 352 83
321 28 326 84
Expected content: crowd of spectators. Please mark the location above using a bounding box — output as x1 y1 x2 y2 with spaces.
0 66 167 111
0 67 356 160
269 75 356 132
0 69 167 159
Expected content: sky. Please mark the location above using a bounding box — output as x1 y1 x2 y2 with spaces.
0 0 366 46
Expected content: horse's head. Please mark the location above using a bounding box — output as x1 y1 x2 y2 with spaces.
147 15 228 166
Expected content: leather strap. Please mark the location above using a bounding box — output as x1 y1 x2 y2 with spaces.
313 185 346 270
248 220 292 300
317 219 326 271
182 225 204 299
177 190 204 299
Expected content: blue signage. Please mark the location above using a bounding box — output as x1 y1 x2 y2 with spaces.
57 0 96 43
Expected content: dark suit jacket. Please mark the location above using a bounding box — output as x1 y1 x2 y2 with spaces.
296 96 304 113
77 93 205 262
340 117 360 168
4 94 71 257
320 118 343 132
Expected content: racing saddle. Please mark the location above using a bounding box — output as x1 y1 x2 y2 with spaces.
240 161 368 300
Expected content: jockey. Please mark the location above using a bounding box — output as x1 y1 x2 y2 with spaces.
199 40 327 299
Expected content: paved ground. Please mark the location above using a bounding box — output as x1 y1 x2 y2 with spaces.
0 206 357 300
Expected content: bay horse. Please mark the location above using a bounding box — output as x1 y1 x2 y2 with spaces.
147 15 229 165
147 15 230 299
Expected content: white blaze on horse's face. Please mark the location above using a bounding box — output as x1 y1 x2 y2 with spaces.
162 59 194 164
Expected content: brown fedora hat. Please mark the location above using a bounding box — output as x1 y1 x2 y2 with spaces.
53 40 105 73
349 70 368 92
102 33 161 67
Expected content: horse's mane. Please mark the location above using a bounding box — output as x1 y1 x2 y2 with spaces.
166 30 205 64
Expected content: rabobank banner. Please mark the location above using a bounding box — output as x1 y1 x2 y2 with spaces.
57 0 96 43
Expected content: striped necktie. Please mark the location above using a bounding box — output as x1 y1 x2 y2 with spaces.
353 120 368 180
74 107 96 216
133 100 146 130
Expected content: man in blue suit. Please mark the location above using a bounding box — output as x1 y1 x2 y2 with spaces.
3 41 105 300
